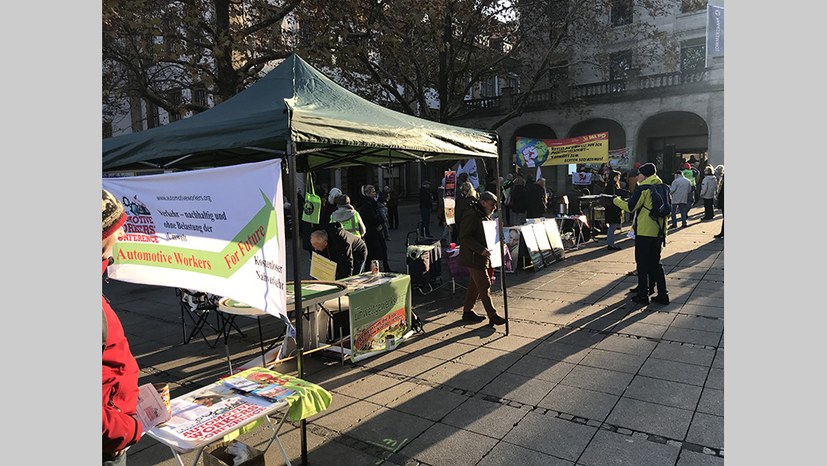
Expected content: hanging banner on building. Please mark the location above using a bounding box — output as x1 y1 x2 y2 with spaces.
516 133 609 167
102 159 287 318
348 274 412 362
706 5 724 66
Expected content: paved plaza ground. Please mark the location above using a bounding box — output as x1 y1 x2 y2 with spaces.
111 201 724 466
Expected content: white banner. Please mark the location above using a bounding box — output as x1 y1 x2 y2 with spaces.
482 220 502 269
102 160 287 318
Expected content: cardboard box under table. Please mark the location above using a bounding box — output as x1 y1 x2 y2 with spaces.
147 367 331 466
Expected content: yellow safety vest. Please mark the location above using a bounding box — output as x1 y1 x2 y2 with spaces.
332 212 363 237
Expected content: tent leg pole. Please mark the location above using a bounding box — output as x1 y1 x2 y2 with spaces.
494 138 510 336
287 141 308 466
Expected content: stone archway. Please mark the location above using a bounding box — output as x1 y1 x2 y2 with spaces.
636 111 709 176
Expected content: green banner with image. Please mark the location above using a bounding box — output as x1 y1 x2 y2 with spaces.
347 274 412 362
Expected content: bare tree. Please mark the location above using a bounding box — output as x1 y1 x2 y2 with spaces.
103 0 302 127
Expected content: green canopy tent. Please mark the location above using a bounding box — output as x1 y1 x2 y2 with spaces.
103 53 509 464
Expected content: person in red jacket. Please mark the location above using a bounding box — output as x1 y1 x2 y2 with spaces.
102 189 142 464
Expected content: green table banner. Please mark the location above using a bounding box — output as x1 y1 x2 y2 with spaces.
348 274 412 362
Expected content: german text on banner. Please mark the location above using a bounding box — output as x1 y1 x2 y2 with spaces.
516 133 609 167
102 160 287 318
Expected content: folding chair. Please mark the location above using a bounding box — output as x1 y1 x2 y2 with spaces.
176 288 242 348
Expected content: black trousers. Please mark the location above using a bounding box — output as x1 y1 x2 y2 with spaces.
703 198 715 219
635 236 667 296
388 206 399 229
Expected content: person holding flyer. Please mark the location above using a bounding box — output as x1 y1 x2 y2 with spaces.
102 189 142 465
458 191 507 326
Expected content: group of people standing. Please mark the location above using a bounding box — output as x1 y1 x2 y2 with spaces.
304 183 400 279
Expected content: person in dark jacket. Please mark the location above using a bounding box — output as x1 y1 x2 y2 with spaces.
310 224 368 279
604 170 624 250
358 185 391 272
453 181 478 245
508 174 528 225
458 191 507 326
102 189 142 465
418 181 434 237
525 175 548 219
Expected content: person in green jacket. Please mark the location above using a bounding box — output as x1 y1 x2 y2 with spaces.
330 195 366 237
611 163 669 305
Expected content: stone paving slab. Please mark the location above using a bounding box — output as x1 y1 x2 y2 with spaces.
606 397 694 439
662 326 722 347
594 334 658 356
505 354 576 384
624 376 704 410
343 406 436 454
650 341 716 366
502 411 597 462
578 348 649 374
638 358 710 386
398 422 499 466
537 384 620 422
526 340 592 364
476 441 573 466
578 429 680 466
559 365 635 395
478 371 557 405
676 450 725 466
697 387 724 416
685 412 724 450
441 395 530 440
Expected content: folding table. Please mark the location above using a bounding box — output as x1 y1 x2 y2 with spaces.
146 378 292 466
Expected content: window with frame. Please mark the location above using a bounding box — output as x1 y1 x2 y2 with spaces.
191 83 208 113
681 38 706 72
610 0 633 27
146 101 160 129
609 50 632 81
680 0 708 14
167 89 183 122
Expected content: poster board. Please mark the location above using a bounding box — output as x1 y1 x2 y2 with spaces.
482 220 502 269
443 197 456 225
310 252 337 281
502 227 521 273
542 220 566 261
346 274 412 362
530 223 555 264
444 170 456 198
518 225 544 271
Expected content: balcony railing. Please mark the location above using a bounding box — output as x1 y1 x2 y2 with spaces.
463 68 712 111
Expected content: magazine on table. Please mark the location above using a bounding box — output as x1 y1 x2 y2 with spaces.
160 384 272 441
222 367 296 403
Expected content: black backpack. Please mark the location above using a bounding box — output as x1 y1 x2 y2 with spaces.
644 184 671 244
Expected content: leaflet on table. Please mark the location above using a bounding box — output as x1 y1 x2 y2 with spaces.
161 384 271 441
222 367 296 403
136 383 171 430
338 272 395 290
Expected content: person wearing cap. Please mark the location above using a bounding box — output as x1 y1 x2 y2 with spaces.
102 189 142 464
458 191 507 325
610 163 670 305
